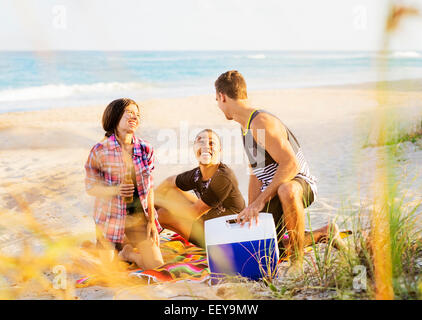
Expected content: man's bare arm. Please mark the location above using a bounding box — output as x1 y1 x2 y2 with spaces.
252 113 299 203
248 173 262 205
237 113 299 225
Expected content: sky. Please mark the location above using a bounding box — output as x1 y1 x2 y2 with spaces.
0 0 421 51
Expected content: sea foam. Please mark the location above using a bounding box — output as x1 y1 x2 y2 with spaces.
0 82 153 102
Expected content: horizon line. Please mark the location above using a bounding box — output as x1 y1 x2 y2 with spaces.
0 49 421 53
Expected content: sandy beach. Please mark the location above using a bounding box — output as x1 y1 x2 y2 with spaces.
1 79 422 299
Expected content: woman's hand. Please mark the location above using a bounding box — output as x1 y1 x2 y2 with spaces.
118 183 135 197
147 221 160 246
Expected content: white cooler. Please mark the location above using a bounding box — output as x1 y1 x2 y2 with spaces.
205 213 279 282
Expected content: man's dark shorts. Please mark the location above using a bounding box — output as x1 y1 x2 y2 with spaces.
263 177 315 245
190 178 314 249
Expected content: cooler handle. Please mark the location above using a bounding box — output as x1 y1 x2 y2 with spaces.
225 217 246 229
224 212 271 229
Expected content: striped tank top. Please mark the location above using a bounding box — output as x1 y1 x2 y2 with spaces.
241 109 317 198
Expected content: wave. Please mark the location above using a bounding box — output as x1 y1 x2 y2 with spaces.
0 82 155 102
390 51 422 58
233 52 375 61
247 54 266 59
241 51 422 61
233 54 267 60
288 52 373 60
107 56 195 62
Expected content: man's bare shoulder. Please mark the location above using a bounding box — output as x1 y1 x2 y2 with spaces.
250 112 287 139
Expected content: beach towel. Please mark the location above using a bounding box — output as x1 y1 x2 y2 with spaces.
128 233 210 284
76 230 352 288
75 233 210 287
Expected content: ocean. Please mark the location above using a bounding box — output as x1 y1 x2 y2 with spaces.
1 50 422 113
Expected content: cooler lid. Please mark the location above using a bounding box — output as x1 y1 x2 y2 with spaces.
204 212 278 246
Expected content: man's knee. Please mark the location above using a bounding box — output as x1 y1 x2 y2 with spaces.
277 181 302 203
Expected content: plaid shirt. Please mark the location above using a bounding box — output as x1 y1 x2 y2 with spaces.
85 134 162 243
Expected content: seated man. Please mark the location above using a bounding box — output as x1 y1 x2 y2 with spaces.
156 128 245 248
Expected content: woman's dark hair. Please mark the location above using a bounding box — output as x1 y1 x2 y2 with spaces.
102 98 139 137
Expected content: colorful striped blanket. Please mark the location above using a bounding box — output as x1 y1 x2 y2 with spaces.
76 230 352 287
76 233 210 287
128 233 210 284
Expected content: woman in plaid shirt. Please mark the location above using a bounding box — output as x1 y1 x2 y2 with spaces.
85 98 163 269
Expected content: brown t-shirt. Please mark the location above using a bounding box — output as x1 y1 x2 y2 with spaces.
175 163 245 220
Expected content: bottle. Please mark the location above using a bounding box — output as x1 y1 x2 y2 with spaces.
123 168 134 204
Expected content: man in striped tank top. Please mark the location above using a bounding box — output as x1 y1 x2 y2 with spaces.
214 70 343 274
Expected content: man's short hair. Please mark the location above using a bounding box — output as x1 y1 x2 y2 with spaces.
195 128 222 147
215 70 248 100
